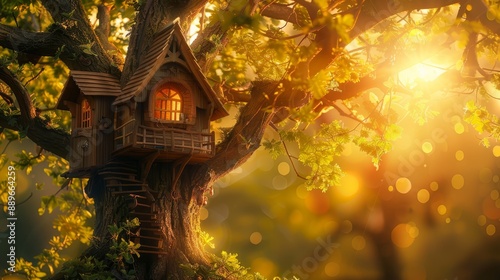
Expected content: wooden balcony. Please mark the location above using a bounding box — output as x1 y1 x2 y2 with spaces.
114 120 215 162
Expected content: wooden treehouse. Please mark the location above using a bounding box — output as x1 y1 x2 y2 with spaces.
56 20 228 254
112 20 228 164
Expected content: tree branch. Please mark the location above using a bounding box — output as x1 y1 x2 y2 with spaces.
0 24 63 57
0 112 70 158
40 0 121 76
0 66 36 125
94 3 125 68
260 3 301 25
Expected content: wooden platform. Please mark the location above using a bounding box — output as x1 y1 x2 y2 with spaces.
112 144 212 163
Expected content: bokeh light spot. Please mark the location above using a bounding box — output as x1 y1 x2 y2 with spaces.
296 185 308 199
486 224 496 236
391 223 416 248
324 262 340 277
422 142 433 154
417 189 430 204
437 205 447 215
493 175 500 183
272 175 288 190
407 223 420 238
250 232 263 245
200 207 209 221
493 145 500 157
277 162 290 176
477 215 487 226
454 122 465 134
455 150 464 161
352 235 366 251
430 181 439 191
451 174 464 189
445 218 451 223
388 185 394 192
491 190 499 200
337 173 360 198
396 177 412 194
342 220 353 233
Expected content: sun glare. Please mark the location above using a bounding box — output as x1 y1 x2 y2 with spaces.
399 63 446 88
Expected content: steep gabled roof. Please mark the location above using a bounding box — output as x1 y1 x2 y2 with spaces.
57 70 121 110
112 19 228 121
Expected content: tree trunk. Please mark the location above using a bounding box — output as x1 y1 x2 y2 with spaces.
76 160 212 279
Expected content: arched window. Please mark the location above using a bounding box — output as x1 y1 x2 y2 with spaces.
154 85 183 121
81 99 92 128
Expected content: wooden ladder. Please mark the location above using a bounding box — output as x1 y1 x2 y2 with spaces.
99 161 165 255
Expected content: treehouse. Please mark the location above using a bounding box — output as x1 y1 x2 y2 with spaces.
57 71 121 176
111 20 228 163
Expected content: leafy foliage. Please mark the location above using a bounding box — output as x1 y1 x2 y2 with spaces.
57 219 140 280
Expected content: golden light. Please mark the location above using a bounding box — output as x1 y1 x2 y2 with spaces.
399 63 447 87
451 174 465 189
200 207 209 220
494 175 500 183
455 150 464 161
396 177 412 194
493 145 500 157
491 190 499 200
250 232 263 245
454 122 465 134
296 185 308 199
417 189 430 204
486 224 496 236
391 223 419 248
437 205 447 215
277 162 290 176
352 235 366 251
324 262 340 277
337 173 360 198
430 181 439 191
477 215 487 226
421 142 433 154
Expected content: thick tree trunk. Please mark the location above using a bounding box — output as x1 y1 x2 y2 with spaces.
74 161 212 279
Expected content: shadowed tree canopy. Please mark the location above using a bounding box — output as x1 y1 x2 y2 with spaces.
1 0 500 279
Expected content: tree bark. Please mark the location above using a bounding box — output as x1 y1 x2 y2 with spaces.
64 161 211 279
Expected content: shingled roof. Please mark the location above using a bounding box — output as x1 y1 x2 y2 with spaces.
57 70 121 110
113 20 228 120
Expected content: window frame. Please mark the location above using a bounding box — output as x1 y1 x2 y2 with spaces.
149 82 191 124
81 98 92 128
153 86 183 122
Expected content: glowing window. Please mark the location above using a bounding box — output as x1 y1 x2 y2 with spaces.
81 99 92 128
154 86 183 121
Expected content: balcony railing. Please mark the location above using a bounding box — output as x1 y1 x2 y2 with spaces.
115 120 215 155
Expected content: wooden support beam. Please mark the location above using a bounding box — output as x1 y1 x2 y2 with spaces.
140 150 160 182
171 154 193 199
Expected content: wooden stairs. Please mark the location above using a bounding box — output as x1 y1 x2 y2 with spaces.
99 161 165 255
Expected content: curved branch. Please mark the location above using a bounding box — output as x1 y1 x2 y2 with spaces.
0 66 36 125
